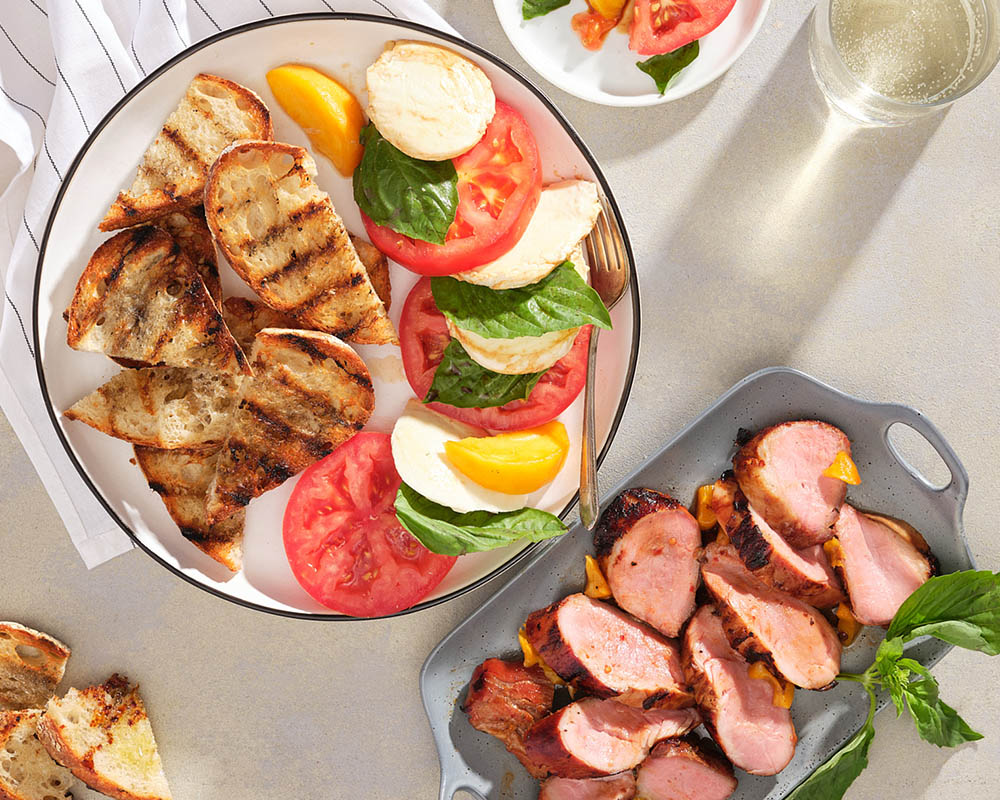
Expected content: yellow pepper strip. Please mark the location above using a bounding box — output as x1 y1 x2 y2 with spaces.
584 555 613 599
823 537 845 570
748 662 795 709
590 0 629 18
519 626 565 686
695 484 718 531
834 603 863 647
823 450 861 485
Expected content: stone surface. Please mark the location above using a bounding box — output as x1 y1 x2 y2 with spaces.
1 1 998 798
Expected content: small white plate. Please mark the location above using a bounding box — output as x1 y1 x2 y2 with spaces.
33 13 640 620
494 0 771 106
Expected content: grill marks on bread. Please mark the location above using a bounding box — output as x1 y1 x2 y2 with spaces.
204 141 397 345
205 329 374 525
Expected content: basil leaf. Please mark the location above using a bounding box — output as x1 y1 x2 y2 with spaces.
636 41 700 95
887 570 1000 655
394 483 568 556
522 0 570 20
875 636 907 714
431 262 612 339
900 676 983 747
425 339 545 408
352 125 458 245
786 705 876 800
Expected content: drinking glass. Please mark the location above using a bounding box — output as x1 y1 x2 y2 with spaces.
809 0 1000 125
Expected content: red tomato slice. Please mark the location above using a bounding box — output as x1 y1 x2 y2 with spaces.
362 100 542 276
398 277 590 432
629 0 736 55
572 11 619 50
283 432 456 617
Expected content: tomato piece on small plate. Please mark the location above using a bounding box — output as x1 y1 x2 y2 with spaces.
362 100 542 276
629 0 737 55
572 11 619 51
283 432 456 617
398 277 590 432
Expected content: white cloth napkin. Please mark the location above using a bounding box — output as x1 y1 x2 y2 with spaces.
0 0 457 568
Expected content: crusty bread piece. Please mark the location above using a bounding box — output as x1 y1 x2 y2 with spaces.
205 328 375 524
64 367 239 450
350 235 391 312
66 226 249 374
0 625 70 712
153 206 221 304
0 709 74 800
133 445 245 572
204 141 397 345
37 675 171 800
221 297 298 355
100 74 272 232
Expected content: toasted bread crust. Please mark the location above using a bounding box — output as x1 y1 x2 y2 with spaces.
100 74 272 232
0 708 74 800
0 623 70 712
153 206 221 304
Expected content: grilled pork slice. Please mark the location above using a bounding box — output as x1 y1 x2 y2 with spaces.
205 329 374 524
539 773 636 800
100 73 272 231
64 368 239 451
0 709 75 800
37 675 171 800
635 736 737 800
66 227 249 374
525 698 700 779
154 206 221 305
0 623 70 712
462 658 554 778
829 505 936 627
701 541 841 690
524 594 693 709
205 141 396 345
683 605 796 775
733 421 850 548
711 476 844 608
133 445 246 572
594 488 701 638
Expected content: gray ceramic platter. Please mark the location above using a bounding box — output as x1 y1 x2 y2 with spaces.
420 366 973 800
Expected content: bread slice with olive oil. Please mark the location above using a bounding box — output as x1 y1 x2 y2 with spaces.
0 709 75 800
0 623 70 712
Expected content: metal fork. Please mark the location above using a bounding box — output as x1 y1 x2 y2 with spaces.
580 195 630 530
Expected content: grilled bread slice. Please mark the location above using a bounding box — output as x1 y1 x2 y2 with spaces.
37 675 171 800
205 328 375 524
134 445 245 572
100 74 272 232
154 206 221 304
204 141 397 345
350 234 391 312
0 709 74 800
64 367 239 450
66 226 249 374
0 624 70 712
221 297 299 355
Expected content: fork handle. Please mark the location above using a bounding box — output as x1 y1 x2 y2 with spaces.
580 328 601 530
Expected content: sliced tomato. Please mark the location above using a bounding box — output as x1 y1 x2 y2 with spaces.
398 277 590 432
283 432 456 617
572 11 619 50
362 100 542 276
629 0 736 55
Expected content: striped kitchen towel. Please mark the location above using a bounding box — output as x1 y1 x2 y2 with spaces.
0 0 457 568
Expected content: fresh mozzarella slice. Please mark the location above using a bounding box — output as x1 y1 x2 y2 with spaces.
391 400 534 513
455 180 601 290
366 41 496 161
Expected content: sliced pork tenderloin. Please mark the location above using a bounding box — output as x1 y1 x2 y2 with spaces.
525 697 701 779
829 505 937 627
539 773 637 800
733 421 850 548
683 604 797 775
701 541 842 690
711 476 844 608
524 594 694 709
635 736 738 800
462 658 555 778
594 488 701 638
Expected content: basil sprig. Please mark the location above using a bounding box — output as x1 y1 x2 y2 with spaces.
425 339 545 408
788 570 1000 800
395 482 567 555
352 125 458 245
431 262 612 340
637 41 700 95
522 0 571 20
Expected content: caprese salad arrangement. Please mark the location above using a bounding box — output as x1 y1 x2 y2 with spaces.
524 0 739 94
275 41 613 616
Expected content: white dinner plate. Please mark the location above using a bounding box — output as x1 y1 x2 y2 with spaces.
493 0 772 107
33 13 639 620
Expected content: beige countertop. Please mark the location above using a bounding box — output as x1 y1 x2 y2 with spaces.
2 1 998 798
